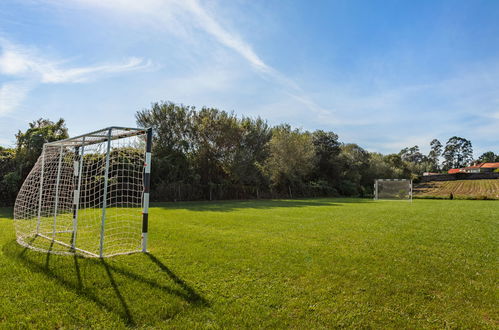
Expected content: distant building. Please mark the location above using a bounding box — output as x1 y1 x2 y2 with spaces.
480 162 499 172
447 162 499 174
463 164 482 173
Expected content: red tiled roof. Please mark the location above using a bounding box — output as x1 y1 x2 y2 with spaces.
448 168 462 174
480 162 499 168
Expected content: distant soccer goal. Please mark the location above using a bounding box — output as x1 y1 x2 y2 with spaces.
374 179 412 201
14 126 152 258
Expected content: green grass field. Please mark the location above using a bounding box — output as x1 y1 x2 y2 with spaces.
1 199 498 328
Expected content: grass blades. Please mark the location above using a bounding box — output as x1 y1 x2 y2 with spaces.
0 198 498 328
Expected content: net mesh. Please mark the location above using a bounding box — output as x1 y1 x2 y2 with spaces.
14 127 147 257
375 179 412 200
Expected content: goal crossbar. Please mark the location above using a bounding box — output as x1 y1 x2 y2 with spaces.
45 126 147 148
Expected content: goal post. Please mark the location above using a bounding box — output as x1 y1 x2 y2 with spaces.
14 126 152 258
374 179 413 201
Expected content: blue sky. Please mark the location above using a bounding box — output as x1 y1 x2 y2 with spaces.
0 0 498 156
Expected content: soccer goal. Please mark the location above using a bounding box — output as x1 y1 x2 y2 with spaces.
374 179 413 201
14 127 152 258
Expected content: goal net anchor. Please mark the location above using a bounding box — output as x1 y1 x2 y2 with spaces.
14 126 152 258
374 179 413 201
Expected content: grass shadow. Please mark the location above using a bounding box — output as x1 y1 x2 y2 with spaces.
153 197 373 212
1 198 373 218
2 240 208 327
0 207 13 219
146 253 207 305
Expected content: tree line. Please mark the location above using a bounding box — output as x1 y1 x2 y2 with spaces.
1 101 498 205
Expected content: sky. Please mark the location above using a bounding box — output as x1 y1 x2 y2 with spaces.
0 0 498 156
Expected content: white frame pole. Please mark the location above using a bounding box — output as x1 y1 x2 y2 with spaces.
72 140 85 249
36 146 45 234
410 179 413 202
52 146 64 239
99 128 112 258
142 128 152 253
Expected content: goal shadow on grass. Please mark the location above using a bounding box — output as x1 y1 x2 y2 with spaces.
153 198 373 212
2 239 208 327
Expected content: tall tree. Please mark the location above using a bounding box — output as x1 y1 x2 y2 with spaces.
442 136 473 170
428 139 443 171
399 145 430 175
399 145 424 164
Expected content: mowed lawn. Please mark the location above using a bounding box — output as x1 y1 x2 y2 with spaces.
0 199 497 328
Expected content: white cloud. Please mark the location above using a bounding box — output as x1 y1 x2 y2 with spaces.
39 57 150 83
0 81 34 115
180 0 268 73
50 0 333 120
0 37 151 116
492 112 499 120
0 38 150 83
5 0 496 154
178 0 335 120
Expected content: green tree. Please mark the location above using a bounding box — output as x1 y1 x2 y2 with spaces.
383 153 411 178
191 108 242 188
477 151 499 163
15 118 68 178
261 125 316 197
0 119 68 205
0 147 18 205
229 117 271 188
136 102 196 196
311 130 341 185
337 144 370 196
442 136 473 170
136 102 271 200
428 139 443 171
399 145 432 175
399 145 424 164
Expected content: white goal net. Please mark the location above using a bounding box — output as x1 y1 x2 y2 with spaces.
14 126 152 257
374 179 412 201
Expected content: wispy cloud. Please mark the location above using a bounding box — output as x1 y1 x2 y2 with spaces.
0 37 151 115
0 80 34 115
58 0 332 119
180 0 269 73
311 63 499 155
178 0 335 119
4 0 496 155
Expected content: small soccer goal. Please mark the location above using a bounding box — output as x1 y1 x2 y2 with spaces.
374 179 413 201
14 126 152 258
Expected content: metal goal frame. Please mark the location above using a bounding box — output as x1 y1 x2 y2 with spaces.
374 179 413 201
13 126 152 258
